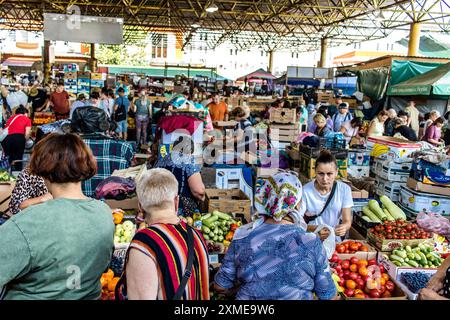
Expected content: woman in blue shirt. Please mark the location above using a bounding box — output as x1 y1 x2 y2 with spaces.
214 171 336 300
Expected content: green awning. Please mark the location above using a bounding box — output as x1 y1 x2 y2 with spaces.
103 65 225 79
387 62 450 96
389 60 444 86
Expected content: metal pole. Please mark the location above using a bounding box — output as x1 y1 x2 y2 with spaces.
268 50 274 74
43 40 51 84
320 37 328 68
90 43 97 72
408 22 421 56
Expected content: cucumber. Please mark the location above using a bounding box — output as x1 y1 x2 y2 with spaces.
405 245 412 253
393 261 403 267
390 254 404 263
201 226 211 234
217 235 224 242
407 260 419 267
404 257 409 262
396 250 407 259
414 253 422 261
418 252 428 265
212 210 232 221
407 252 415 260
217 229 224 236
201 213 211 220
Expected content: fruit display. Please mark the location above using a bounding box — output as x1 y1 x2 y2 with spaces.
362 197 407 223
334 241 370 254
384 243 444 268
112 209 125 225
330 256 396 299
33 112 56 125
400 272 433 294
114 220 136 245
0 171 15 182
199 210 241 249
369 220 432 240
100 269 120 300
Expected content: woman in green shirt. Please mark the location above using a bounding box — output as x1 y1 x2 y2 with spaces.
0 133 115 300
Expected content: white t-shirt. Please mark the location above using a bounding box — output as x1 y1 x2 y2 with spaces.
341 120 359 143
300 180 354 234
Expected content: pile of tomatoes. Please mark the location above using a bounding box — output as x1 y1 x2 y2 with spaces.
335 241 370 254
330 255 396 299
370 220 431 240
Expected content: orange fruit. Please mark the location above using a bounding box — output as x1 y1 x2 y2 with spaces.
105 269 114 281
108 277 120 292
354 293 366 299
113 212 124 225
100 274 109 288
379 278 386 286
357 260 368 268
349 264 358 272
358 266 369 277
346 280 357 289
381 273 389 281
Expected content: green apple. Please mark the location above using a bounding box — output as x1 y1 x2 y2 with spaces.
122 221 134 231
123 229 133 239
114 236 121 243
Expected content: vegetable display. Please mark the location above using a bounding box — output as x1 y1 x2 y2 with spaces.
0 171 15 182
384 243 444 268
198 210 242 249
362 197 407 223
331 256 396 299
369 220 432 240
334 241 369 254
114 220 136 244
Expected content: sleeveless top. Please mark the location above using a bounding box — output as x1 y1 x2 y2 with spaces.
135 99 150 116
368 117 385 137
117 221 210 300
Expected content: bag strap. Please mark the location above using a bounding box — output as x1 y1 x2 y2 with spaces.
173 225 195 300
5 114 22 129
308 181 338 222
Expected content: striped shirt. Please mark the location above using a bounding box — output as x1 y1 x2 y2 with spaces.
125 222 210 300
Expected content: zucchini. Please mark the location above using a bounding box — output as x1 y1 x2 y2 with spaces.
396 250 407 259
418 252 428 265
393 261 403 267
212 210 232 221
407 252 415 260
203 234 210 240
201 213 211 220
368 200 388 221
379 195 407 220
362 206 382 223
383 208 395 221
390 254 404 263
414 253 422 261
201 226 211 234
405 245 412 253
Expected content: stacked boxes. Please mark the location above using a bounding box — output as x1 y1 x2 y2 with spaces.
269 123 300 151
373 158 412 203
347 149 370 179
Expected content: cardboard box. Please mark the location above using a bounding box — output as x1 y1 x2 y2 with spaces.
366 136 421 160
347 166 370 179
336 240 378 261
377 253 438 284
343 181 369 199
105 197 139 211
399 185 450 216
343 280 407 300
367 229 433 252
215 166 254 206
349 226 366 241
348 149 371 166
299 153 347 179
203 189 252 222
352 211 380 238
407 178 450 197
395 269 438 300
256 168 279 178
214 121 237 128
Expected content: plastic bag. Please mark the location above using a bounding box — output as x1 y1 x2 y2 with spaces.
314 224 336 259
417 211 450 240
71 106 111 134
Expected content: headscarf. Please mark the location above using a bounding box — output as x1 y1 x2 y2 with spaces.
254 170 303 224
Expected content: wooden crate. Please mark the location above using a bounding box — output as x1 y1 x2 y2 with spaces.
269 123 300 143
299 153 348 179
269 108 297 124
202 189 252 222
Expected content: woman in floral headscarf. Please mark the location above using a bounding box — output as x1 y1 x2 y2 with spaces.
213 171 336 300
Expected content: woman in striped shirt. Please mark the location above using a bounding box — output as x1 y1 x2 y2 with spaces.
116 168 209 300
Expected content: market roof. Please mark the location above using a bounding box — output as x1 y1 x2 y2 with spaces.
236 68 276 82
387 61 450 96
0 1 449 52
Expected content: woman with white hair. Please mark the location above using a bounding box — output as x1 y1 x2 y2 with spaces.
116 168 210 300
423 110 441 137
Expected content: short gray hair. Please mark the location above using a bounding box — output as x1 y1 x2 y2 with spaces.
430 110 440 117
137 168 179 212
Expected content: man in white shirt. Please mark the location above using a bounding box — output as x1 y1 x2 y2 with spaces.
405 100 420 136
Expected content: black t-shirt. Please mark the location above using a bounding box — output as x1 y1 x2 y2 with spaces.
28 89 48 111
394 125 418 141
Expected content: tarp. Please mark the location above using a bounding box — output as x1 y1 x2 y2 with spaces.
104 65 227 80
236 68 276 82
389 97 448 116
389 60 444 85
356 67 389 100
396 35 450 59
274 74 320 87
388 62 450 96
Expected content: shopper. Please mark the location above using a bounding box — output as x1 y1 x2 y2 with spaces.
422 117 445 147
423 110 441 135
116 168 209 300
214 171 336 300
154 136 205 217
113 87 130 140
1 105 32 171
384 108 397 136
301 150 353 241
367 110 389 137
107 89 115 118
72 107 135 197
405 100 420 136
327 97 343 119
98 88 111 118
397 110 409 124
49 82 70 120
69 93 87 119
27 85 49 120
208 93 228 129
8 167 50 216
339 117 363 144
131 89 152 147
313 113 332 137
0 133 114 300
87 91 101 109
419 255 450 300
332 102 353 132
393 117 418 141
226 106 256 156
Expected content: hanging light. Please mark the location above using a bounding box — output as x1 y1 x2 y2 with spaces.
206 1 219 13
191 23 201 28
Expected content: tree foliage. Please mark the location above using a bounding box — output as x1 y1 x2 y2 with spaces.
96 44 148 66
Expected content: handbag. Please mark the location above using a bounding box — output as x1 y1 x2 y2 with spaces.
0 114 22 142
113 99 127 122
304 181 337 224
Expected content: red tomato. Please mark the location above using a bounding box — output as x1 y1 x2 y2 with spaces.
369 289 381 299
336 244 346 253
356 279 365 290
349 272 358 281
341 260 350 269
335 265 343 273
350 257 359 265
379 285 386 294
368 259 377 266
338 279 345 287
385 281 395 292
344 288 355 297
350 243 360 252
330 253 339 263
360 246 369 252
378 265 385 274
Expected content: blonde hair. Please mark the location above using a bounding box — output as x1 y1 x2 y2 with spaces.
313 113 326 123
430 110 440 118
136 168 179 212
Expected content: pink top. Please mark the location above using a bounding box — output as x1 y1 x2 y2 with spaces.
421 124 441 145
